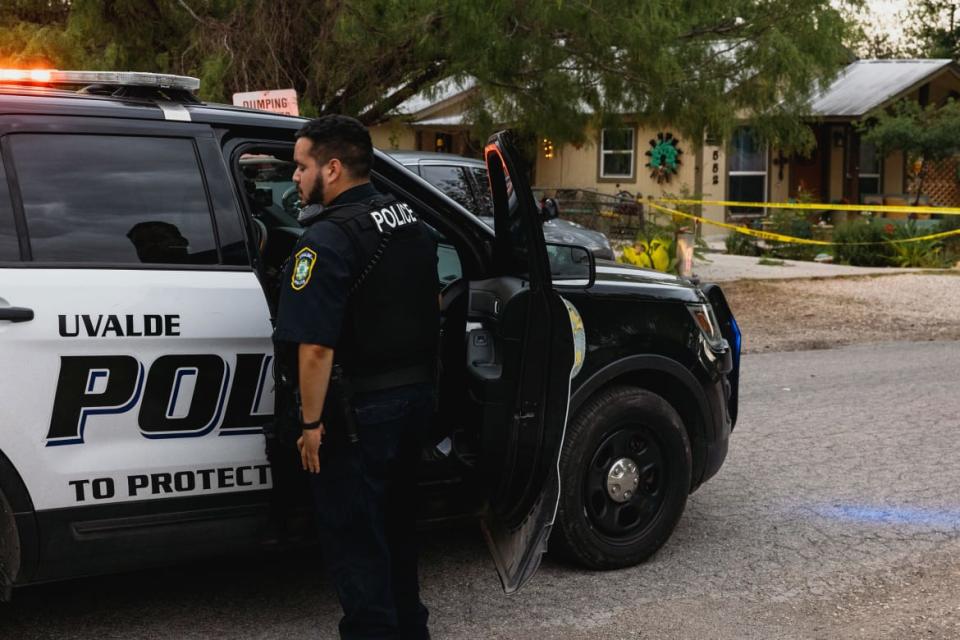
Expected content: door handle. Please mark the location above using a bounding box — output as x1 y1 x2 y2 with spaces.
0 307 34 322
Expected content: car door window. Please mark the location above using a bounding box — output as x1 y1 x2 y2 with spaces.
10 134 218 265
469 166 494 216
420 165 475 213
0 154 18 260
437 242 462 286
238 152 301 229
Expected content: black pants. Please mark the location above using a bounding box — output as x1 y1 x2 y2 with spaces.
309 383 432 640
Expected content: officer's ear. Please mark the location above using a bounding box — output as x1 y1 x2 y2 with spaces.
324 157 344 184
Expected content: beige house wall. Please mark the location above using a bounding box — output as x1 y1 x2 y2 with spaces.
769 149 790 203
883 150 905 194
535 126 699 195
698 138 726 226
535 128 736 227
370 121 417 151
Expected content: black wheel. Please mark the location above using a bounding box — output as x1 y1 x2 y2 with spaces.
553 385 691 569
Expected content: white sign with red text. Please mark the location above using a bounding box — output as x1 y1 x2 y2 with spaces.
232 88 299 116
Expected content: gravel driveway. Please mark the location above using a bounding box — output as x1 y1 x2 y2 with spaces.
722 273 960 353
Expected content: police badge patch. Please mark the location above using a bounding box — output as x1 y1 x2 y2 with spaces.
291 247 317 291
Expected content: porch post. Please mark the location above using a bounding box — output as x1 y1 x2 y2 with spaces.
846 123 860 205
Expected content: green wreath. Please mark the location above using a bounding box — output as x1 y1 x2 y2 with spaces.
646 132 682 184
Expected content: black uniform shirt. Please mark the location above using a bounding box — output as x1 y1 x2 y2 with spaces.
273 183 381 348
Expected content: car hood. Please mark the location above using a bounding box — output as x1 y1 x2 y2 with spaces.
479 216 612 257
542 218 609 249
591 259 703 301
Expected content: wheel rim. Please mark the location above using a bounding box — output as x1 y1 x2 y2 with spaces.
583 425 667 541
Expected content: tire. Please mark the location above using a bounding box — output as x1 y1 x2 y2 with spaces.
553 385 691 569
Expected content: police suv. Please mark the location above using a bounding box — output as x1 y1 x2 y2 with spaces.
0 71 740 599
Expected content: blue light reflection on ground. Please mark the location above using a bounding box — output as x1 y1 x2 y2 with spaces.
815 505 960 529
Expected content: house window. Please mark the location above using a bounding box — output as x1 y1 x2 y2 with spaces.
434 133 453 153
858 140 882 197
727 127 767 215
600 128 635 179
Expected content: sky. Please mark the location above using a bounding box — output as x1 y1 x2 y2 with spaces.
855 0 910 46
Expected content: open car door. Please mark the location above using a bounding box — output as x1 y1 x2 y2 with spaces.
470 131 575 593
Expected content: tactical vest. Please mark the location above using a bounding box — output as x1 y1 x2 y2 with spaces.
313 193 439 391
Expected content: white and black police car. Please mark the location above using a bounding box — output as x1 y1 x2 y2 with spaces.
0 71 740 599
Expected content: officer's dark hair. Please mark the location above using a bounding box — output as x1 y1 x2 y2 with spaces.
296 115 373 179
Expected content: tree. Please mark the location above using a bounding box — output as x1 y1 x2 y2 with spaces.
1 0 858 151
842 2 907 59
0 1 72 68
858 99 960 205
903 0 959 60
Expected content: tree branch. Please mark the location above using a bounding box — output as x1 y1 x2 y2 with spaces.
176 0 202 24
357 62 448 124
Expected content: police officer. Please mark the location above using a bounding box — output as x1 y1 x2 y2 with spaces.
273 115 439 639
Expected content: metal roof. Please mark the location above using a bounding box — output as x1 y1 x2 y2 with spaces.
391 77 476 116
809 59 957 117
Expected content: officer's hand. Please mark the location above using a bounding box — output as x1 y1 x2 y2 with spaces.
297 425 325 473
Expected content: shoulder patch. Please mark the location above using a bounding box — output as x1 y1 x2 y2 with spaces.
291 247 318 291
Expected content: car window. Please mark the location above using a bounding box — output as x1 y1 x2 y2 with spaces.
468 166 494 216
238 152 301 229
420 165 475 213
437 242 462 286
10 134 218 265
0 154 18 260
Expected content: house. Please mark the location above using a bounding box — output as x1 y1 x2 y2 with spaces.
369 59 960 226
369 77 480 157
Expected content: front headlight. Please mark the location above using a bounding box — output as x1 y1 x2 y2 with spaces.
686 303 726 351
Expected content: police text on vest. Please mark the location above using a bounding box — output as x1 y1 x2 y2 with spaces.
369 203 418 233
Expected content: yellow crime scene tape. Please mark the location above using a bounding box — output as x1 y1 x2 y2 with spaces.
657 198 960 217
645 201 960 246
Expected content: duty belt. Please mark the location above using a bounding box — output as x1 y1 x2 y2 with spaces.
349 363 435 394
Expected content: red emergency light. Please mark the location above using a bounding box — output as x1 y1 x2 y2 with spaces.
0 69 53 83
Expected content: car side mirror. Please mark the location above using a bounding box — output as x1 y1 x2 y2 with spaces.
540 197 560 221
545 242 595 287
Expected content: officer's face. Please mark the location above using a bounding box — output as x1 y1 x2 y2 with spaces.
293 137 334 206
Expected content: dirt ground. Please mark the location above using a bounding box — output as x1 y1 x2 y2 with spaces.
722 272 960 354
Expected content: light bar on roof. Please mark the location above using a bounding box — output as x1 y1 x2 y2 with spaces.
0 69 200 92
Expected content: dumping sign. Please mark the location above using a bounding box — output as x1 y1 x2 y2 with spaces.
232 88 299 116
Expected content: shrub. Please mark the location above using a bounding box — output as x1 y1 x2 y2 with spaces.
889 220 949 268
725 228 761 256
937 215 960 261
833 218 897 266
764 208 819 260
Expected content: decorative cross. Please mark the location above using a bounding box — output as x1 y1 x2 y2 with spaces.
772 150 789 181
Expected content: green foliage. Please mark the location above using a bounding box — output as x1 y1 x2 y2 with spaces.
725 228 762 256
1 0 856 151
937 215 960 261
764 210 818 260
832 218 897 267
889 220 949 268
832 218 954 268
858 99 960 204
903 0 959 60
846 0 957 60
859 100 960 164
757 257 786 266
